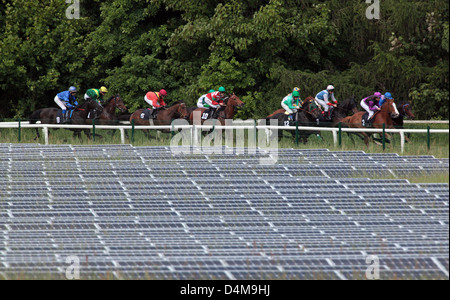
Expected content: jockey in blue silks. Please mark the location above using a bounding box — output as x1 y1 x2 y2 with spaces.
54 86 78 123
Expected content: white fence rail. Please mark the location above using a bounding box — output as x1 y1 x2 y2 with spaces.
1 120 449 126
1 122 448 153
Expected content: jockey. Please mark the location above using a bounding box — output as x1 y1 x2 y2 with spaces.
209 86 227 105
315 85 338 120
281 90 301 121
54 86 78 123
197 86 227 118
144 89 167 118
361 92 382 122
85 86 108 105
379 92 393 107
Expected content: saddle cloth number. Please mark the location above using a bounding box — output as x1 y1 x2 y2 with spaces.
284 120 290 127
201 112 209 120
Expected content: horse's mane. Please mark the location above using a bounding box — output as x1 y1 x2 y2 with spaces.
168 100 185 107
79 99 94 108
106 95 119 104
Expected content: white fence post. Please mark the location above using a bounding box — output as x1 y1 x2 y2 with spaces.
400 131 405 154
43 126 49 145
119 128 125 144
332 129 338 147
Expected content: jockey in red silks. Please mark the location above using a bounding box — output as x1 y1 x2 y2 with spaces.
144 89 167 118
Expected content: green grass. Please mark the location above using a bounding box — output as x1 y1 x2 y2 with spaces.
1 123 448 157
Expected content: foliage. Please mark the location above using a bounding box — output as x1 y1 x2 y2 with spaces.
0 0 448 120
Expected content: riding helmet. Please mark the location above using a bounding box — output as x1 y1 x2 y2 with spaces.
384 92 393 99
69 86 77 92
218 86 226 93
327 85 335 91
100 86 108 93
159 89 167 97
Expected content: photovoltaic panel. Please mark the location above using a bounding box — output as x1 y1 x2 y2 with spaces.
0 143 448 280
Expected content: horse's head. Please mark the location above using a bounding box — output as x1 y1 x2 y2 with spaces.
382 99 399 118
339 96 358 114
176 102 189 119
398 101 415 120
110 94 128 113
304 99 321 119
226 93 244 108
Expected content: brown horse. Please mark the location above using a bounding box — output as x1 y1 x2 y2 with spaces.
342 98 399 146
96 94 128 125
129 101 189 137
85 94 128 139
29 99 104 140
189 93 244 125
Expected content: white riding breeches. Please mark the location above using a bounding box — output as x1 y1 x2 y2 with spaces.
360 100 376 118
281 100 297 115
54 96 67 111
197 95 219 108
315 97 332 112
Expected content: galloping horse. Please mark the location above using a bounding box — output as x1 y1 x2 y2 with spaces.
342 98 399 146
130 101 189 137
266 97 322 143
392 100 415 143
94 94 128 125
29 99 104 140
267 96 358 125
85 94 128 139
189 93 244 125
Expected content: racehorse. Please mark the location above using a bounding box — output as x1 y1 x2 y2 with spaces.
189 93 244 125
341 98 399 146
94 94 128 125
29 99 104 140
129 101 189 138
266 97 322 143
392 100 415 143
267 96 358 125
85 94 128 139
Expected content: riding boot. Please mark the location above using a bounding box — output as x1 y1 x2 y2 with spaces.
61 111 68 124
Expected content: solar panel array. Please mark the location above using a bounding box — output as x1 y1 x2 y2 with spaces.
0 143 448 280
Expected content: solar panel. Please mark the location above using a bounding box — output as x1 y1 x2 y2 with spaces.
0 143 448 279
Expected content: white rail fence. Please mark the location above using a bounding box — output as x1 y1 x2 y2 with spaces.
1 122 448 153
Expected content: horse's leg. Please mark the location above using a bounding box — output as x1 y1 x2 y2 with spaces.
34 128 41 141
347 132 357 146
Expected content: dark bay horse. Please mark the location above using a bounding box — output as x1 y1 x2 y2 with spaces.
266 97 322 143
93 94 128 125
189 94 244 125
85 94 128 139
130 101 189 137
29 99 104 140
392 101 415 143
342 98 399 146
267 96 358 125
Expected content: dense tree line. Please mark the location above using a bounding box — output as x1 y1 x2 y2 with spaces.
0 0 448 120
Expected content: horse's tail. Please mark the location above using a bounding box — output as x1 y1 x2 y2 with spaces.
29 109 42 124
